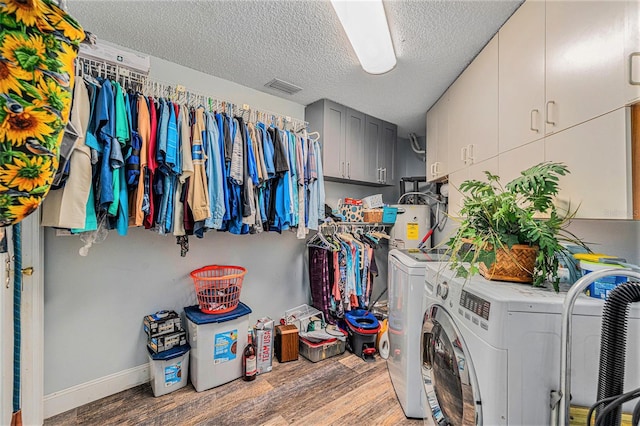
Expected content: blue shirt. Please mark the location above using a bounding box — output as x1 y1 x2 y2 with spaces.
204 112 224 230
95 79 115 210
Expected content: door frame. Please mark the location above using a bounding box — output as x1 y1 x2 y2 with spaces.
0 215 44 425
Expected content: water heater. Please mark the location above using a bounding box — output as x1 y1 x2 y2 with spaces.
389 205 431 250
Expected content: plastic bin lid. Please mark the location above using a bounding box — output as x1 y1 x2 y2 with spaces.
148 343 190 361
184 302 252 325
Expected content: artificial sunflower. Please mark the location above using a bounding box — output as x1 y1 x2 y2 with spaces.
0 60 23 95
0 155 53 192
2 0 41 27
0 32 48 80
7 195 41 220
0 105 57 145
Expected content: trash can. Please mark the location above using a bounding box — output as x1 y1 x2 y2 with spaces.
185 302 252 392
147 344 190 397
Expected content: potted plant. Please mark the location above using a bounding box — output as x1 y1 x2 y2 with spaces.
446 162 590 292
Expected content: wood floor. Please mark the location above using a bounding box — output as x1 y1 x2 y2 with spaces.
45 351 427 425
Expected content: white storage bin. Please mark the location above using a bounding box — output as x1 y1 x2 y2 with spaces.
147 344 190 397
185 302 252 392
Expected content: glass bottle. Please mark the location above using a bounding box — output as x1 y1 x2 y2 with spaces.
242 328 257 381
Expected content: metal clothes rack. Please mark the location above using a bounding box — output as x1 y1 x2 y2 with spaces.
551 268 640 426
77 46 308 132
140 78 308 131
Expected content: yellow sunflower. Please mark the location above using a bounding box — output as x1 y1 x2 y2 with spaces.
3 0 42 27
0 61 23 95
0 105 57 145
0 33 48 79
55 41 77 83
34 76 70 113
48 13 85 42
0 156 53 192
7 196 42 221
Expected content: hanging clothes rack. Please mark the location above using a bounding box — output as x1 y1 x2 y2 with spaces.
141 77 308 132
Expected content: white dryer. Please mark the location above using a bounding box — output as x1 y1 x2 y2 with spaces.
387 248 447 420
422 262 640 425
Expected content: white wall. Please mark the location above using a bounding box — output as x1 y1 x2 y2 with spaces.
43 45 308 398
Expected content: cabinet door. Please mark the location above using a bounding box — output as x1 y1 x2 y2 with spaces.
364 115 382 184
427 93 449 181
321 100 347 179
345 108 366 181
380 121 397 186
498 0 545 153
447 168 468 219
626 0 640 104
498 140 544 186
545 1 627 135
544 108 631 219
448 35 499 171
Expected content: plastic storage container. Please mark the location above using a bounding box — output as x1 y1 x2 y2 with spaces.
580 260 628 300
299 331 347 362
147 344 190 397
382 206 398 224
185 302 252 392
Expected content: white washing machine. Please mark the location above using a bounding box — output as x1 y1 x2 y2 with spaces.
422 262 640 425
387 248 448 420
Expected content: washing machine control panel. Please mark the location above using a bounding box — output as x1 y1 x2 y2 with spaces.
460 290 491 321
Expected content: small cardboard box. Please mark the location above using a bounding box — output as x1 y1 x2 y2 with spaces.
143 310 183 338
148 330 187 354
254 317 274 374
275 324 298 363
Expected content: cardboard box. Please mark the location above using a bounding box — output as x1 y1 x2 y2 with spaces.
254 317 274 374
148 330 187 354
143 310 183 338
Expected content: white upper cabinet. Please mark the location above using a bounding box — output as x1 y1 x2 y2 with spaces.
498 139 545 185
426 92 449 182
448 35 499 173
498 0 546 152
626 0 640 104
544 107 631 219
545 0 628 135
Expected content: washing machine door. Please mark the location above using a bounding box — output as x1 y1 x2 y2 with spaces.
422 304 482 425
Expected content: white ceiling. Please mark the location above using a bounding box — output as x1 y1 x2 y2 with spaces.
67 0 523 138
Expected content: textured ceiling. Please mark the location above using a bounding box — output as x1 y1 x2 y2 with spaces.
67 0 523 138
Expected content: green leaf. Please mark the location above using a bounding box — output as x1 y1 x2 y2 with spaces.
14 49 41 71
20 81 42 101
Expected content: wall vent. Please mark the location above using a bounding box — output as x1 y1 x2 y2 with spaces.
265 78 302 95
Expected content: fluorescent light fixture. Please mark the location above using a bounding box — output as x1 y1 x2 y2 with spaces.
331 0 396 75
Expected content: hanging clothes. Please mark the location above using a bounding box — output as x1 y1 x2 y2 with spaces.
307 227 383 322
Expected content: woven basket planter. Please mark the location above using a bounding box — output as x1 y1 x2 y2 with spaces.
479 244 539 283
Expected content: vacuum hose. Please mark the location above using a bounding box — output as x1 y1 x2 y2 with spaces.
596 281 640 426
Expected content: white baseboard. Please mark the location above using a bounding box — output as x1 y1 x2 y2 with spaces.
43 364 150 420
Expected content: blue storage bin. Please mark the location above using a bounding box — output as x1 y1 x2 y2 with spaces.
382 206 398 224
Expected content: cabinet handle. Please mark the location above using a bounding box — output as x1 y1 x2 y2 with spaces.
461 146 468 163
378 168 382 183
341 161 345 178
545 101 556 126
347 162 351 179
382 168 387 184
434 162 440 176
429 163 434 177
467 144 474 164
630 52 640 85
530 109 539 132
